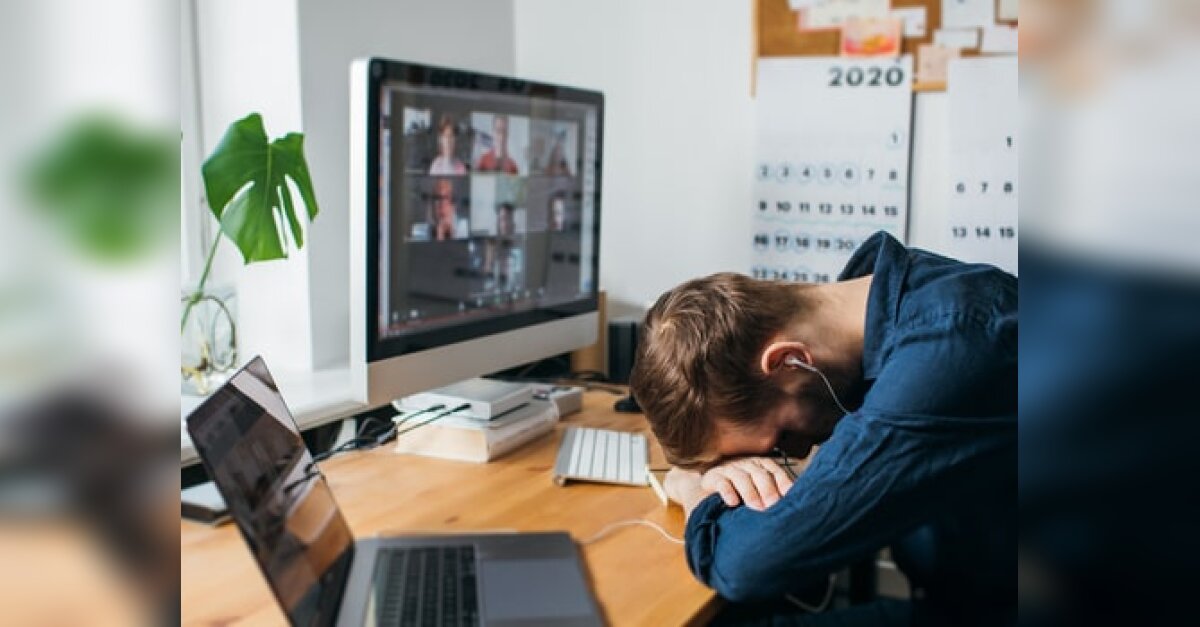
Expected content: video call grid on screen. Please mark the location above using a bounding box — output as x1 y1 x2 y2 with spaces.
376 83 598 340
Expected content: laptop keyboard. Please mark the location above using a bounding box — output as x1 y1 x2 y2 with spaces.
373 546 478 626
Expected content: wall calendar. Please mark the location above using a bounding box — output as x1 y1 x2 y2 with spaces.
753 56 914 283
943 56 1018 273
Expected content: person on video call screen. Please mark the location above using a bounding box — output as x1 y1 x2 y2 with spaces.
548 191 569 232
429 113 468 176
428 178 466 240
476 114 519 174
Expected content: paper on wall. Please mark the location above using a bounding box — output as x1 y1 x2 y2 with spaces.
801 0 891 30
941 0 996 29
753 57 913 284
917 44 959 83
789 0 824 9
934 28 980 49
942 57 1018 273
841 17 903 57
892 7 928 38
980 25 1019 53
997 0 1019 21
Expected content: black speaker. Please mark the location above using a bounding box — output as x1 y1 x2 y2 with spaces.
607 318 640 385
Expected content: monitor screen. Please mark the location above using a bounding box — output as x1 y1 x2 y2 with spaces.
363 59 602 363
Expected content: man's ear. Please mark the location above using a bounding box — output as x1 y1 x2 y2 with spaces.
760 341 813 375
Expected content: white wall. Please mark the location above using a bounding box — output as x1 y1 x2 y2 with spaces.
193 0 517 373
195 0 313 371
295 0 517 369
515 0 949 315
514 0 756 315
908 93 948 253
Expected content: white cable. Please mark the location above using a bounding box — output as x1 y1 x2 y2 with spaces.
788 357 851 416
811 366 851 416
586 519 832 614
583 519 685 546
784 574 836 613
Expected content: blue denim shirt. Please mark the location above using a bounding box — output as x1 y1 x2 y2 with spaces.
685 232 1016 622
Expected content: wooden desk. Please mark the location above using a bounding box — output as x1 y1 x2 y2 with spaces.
181 391 721 626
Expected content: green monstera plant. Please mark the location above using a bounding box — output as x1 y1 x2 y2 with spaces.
27 115 176 262
181 113 319 392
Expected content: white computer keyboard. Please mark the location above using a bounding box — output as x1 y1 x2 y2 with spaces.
552 426 649 486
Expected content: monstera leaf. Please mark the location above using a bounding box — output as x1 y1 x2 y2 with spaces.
27 115 176 261
201 113 319 263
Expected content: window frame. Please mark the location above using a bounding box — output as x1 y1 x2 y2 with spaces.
180 0 211 288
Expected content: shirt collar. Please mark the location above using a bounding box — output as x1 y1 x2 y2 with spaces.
838 231 909 380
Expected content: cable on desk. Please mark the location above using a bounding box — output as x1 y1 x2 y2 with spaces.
311 407 443 464
582 519 685 546
287 403 472 494
310 403 457 465
311 416 395 463
391 403 446 429
393 402 471 438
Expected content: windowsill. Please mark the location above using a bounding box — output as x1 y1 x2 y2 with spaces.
179 365 365 467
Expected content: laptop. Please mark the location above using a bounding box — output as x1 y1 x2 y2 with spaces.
185 356 603 626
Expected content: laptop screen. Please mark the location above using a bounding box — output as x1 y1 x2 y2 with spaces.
186 357 354 627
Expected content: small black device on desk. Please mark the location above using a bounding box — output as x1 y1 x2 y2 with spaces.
613 394 641 413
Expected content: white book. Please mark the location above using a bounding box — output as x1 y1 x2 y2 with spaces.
392 399 559 463
397 378 534 420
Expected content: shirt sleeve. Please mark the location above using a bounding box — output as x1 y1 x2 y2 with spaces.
684 313 1016 602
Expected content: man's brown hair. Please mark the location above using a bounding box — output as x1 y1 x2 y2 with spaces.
630 273 805 468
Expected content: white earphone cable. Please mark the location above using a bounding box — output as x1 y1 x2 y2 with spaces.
788 357 851 416
810 364 851 416
583 518 685 546
784 574 836 613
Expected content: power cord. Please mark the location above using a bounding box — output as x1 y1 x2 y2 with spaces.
582 519 685 546
285 402 470 494
310 417 390 463
393 402 471 438
391 403 446 429
310 401 470 465
310 404 446 464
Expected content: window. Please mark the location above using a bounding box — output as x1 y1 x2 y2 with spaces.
180 0 208 288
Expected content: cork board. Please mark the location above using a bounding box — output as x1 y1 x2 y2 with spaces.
756 0 942 58
754 0 994 91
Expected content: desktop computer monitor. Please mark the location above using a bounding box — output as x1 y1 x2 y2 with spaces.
349 58 603 408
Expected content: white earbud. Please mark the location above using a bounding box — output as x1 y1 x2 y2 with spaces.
785 355 816 372
783 355 850 415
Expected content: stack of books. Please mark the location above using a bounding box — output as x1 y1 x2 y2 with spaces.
391 398 559 463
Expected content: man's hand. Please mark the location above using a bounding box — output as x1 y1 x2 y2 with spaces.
662 467 709 518
701 457 794 511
